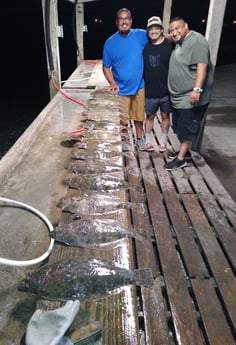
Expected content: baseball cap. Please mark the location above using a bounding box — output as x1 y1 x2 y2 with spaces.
147 16 163 29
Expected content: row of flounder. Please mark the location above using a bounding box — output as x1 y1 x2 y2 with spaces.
17 92 152 303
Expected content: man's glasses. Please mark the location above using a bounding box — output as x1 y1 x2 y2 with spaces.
118 16 131 22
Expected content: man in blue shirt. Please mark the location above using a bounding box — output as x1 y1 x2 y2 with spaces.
103 8 148 150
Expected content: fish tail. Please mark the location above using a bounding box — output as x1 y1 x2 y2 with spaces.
123 202 145 214
131 185 144 193
134 268 154 288
134 232 149 242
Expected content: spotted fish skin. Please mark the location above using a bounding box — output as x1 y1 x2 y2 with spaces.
71 149 134 161
71 150 122 161
53 219 143 248
18 258 153 301
65 160 123 174
64 174 141 192
57 194 145 216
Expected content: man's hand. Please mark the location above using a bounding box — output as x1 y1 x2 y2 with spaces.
107 84 119 92
189 90 201 105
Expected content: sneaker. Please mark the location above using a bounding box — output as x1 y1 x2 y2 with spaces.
168 150 192 161
146 143 154 152
164 158 187 171
159 144 167 152
136 139 146 151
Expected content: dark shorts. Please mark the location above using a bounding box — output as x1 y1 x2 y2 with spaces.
171 104 209 142
145 96 171 116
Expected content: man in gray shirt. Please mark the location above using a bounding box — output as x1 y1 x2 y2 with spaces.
165 17 214 170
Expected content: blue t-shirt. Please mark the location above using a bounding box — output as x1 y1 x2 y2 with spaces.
103 29 148 96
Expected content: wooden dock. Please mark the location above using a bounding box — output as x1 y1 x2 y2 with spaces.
46 86 236 343
0 61 235 344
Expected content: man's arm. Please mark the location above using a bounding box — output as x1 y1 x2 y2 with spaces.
189 62 208 105
194 63 207 90
102 65 119 92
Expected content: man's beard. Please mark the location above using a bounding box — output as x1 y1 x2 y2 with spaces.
119 29 130 36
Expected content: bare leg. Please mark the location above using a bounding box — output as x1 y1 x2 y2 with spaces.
160 112 170 143
134 120 144 140
177 140 192 160
145 114 155 134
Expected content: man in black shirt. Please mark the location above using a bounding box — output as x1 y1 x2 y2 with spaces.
143 16 173 152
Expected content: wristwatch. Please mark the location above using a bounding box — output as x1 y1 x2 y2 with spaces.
193 87 203 93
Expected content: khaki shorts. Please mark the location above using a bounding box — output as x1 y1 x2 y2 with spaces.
120 88 145 122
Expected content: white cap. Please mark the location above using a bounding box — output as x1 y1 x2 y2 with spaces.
147 16 163 29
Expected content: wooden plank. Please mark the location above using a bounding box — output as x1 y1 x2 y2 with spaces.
192 278 235 345
150 156 209 278
124 138 159 277
184 166 236 269
141 277 175 345
139 158 205 344
183 193 236 330
153 221 205 343
162 118 236 269
193 154 236 227
163 113 236 229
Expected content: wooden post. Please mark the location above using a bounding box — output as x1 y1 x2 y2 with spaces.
162 0 172 34
75 2 85 63
205 0 227 68
75 0 100 63
41 0 62 98
193 0 227 152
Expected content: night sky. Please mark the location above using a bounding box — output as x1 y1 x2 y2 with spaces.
0 0 235 157
82 0 236 60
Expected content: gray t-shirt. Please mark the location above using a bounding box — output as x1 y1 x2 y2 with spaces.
168 31 214 109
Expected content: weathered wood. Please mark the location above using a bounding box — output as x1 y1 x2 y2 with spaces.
139 156 205 344
183 193 236 330
205 0 227 67
184 166 236 270
125 149 159 278
42 97 236 344
141 278 175 345
191 278 235 344
150 156 209 278
193 154 236 227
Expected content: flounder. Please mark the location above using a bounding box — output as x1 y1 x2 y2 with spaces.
57 194 145 216
18 258 153 301
65 160 123 174
64 174 141 192
53 218 145 248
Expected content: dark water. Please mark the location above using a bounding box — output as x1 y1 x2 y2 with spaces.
1 0 236 159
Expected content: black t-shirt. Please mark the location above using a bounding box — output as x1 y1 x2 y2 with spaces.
143 39 173 98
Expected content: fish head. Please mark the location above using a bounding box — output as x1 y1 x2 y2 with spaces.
18 267 51 295
18 275 40 294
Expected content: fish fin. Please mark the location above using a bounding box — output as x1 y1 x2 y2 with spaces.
134 268 154 288
50 230 56 239
54 238 70 246
134 232 149 242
